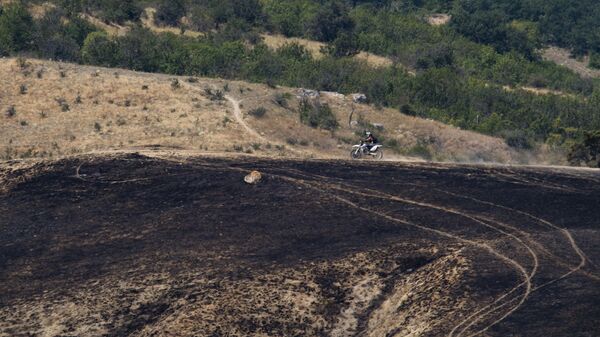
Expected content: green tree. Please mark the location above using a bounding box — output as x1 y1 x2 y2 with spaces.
568 131 600 167
590 52 600 69
81 31 120 66
0 2 34 53
308 1 354 42
58 0 83 17
324 32 360 57
155 0 186 26
90 0 141 24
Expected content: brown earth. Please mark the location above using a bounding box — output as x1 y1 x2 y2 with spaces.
1 153 599 336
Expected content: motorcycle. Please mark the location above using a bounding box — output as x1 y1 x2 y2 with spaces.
351 142 384 160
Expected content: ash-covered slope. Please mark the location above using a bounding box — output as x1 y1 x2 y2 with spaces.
1 154 599 336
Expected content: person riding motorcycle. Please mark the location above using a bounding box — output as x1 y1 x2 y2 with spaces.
362 131 378 150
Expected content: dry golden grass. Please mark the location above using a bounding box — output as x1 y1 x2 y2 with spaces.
542 46 600 79
0 57 544 164
261 34 394 68
141 8 204 38
426 14 451 26
502 85 574 98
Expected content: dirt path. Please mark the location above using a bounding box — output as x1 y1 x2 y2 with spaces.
224 95 268 143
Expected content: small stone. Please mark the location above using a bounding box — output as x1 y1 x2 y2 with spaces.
244 171 262 184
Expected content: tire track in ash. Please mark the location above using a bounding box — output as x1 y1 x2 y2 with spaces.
429 190 599 337
437 189 599 280
272 166 599 336
171 161 535 337
276 167 585 336
352 174 599 280
251 167 536 337
87 157 576 336
257 166 595 336
309 182 537 337
491 170 581 194
292 166 597 280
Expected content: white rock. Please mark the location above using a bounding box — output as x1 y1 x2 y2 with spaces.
244 171 262 184
351 93 367 103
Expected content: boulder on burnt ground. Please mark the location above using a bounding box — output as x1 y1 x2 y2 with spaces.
244 171 262 184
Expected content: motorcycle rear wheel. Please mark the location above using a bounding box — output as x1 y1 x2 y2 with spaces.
374 149 384 160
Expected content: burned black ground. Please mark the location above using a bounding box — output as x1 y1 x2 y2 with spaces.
1 154 599 336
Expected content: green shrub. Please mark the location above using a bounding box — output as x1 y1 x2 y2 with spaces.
5 105 16 118
81 31 120 66
249 107 267 118
273 92 291 108
298 99 339 130
502 130 534 150
590 53 600 70
0 2 34 53
400 104 416 116
568 131 600 167
203 88 225 101
407 142 432 160
155 0 186 26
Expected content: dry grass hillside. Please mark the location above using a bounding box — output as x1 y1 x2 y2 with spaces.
0 57 548 164
542 46 600 79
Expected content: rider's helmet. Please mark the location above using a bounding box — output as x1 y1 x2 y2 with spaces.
365 131 372 136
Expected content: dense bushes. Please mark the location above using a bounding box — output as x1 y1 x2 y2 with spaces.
298 99 339 130
81 31 119 66
155 0 186 26
0 2 34 54
20 0 593 97
73 25 600 144
450 0 600 56
0 2 96 61
568 131 600 167
84 0 141 24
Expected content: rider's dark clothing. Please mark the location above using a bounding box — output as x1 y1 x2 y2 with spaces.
364 135 378 144
363 134 378 150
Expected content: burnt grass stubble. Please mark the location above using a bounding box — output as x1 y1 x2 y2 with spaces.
1 154 599 336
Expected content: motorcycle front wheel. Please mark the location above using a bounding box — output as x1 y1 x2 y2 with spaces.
351 149 362 160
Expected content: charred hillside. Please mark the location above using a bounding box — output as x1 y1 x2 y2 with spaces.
1 154 599 336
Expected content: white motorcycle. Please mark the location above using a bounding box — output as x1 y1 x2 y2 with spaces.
351 142 384 160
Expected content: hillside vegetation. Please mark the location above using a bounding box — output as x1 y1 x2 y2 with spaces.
1 0 600 165
1 58 531 164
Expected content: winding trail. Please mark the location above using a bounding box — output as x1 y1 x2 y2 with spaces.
223 95 269 143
